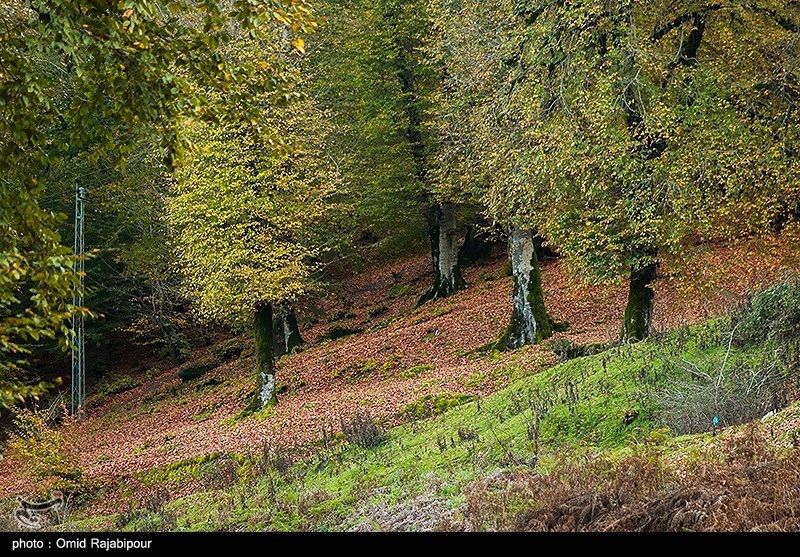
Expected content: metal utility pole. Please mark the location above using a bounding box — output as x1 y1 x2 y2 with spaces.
71 184 87 419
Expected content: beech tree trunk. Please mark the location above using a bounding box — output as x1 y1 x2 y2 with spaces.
621 260 657 341
254 303 277 408
273 303 303 358
418 201 466 305
503 226 553 349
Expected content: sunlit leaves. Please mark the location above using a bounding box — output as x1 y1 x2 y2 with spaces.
0 0 315 406
434 0 800 285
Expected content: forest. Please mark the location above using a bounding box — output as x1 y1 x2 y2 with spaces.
1 0 800 534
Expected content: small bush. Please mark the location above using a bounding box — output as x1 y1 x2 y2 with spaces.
210 339 245 362
251 443 295 477
734 277 800 351
6 409 87 497
177 357 219 382
340 413 385 448
402 393 476 420
653 355 788 435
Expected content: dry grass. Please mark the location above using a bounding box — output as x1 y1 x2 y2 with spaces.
445 424 800 532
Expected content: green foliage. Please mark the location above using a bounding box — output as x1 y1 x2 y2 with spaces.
168 63 346 326
6 408 87 496
734 277 800 348
433 0 800 284
177 358 219 382
310 0 437 254
0 0 316 407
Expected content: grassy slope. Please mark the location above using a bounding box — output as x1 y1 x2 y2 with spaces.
72 319 790 532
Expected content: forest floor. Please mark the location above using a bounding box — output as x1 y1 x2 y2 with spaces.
0 236 795 521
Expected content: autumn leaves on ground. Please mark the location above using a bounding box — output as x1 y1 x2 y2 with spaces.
0 237 792 516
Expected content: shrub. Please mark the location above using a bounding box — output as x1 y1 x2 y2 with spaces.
209 339 245 362
250 443 295 477
340 413 385 448
734 277 800 350
177 357 218 382
6 409 87 497
653 355 788 435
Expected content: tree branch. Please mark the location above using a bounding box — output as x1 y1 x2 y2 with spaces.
652 5 722 42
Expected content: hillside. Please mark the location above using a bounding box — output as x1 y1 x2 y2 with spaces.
0 237 796 531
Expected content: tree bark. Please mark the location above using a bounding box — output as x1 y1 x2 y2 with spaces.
254 303 277 408
418 201 466 305
621 260 657 342
273 303 303 359
503 226 553 348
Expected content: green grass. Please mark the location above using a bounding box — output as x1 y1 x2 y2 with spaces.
93 320 782 531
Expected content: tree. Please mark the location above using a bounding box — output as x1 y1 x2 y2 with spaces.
529 1 800 340
312 0 467 303
431 0 557 347
0 0 315 408
436 0 800 343
168 92 344 409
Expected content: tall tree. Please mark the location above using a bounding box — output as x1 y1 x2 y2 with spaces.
436 0 800 343
431 0 557 347
0 0 315 408
168 79 344 409
312 0 467 302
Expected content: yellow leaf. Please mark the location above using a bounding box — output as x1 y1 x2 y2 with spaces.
292 37 306 54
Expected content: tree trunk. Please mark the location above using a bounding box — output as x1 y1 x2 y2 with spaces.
503 226 553 349
418 201 466 305
273 303 303 359
254 303 277 408
458 222 493 268
621 260 657 342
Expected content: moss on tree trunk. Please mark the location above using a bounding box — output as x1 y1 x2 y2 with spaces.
621 261 657 342
418 201 467 305
254 303 277 409
501 226 554 349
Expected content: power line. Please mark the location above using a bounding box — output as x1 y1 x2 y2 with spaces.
71 184 87 420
